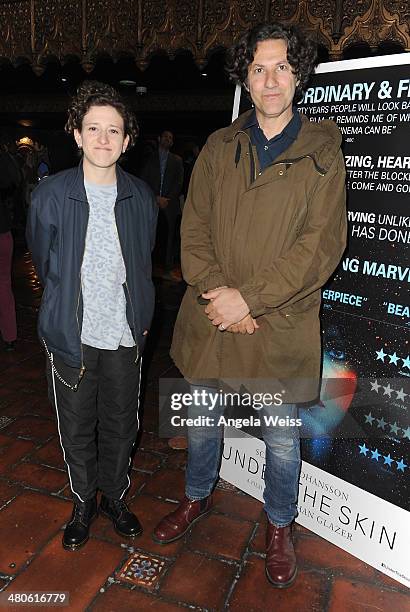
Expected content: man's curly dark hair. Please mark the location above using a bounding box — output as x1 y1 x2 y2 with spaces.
65 80 139 148
226 23 318 101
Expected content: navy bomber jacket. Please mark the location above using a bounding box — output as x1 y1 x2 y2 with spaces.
26 162 158 374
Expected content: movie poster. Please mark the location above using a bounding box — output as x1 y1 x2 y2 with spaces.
221 55 410 587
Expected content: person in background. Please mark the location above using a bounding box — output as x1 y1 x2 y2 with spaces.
0 145 19 351
26 81 157 551
140 130 184 280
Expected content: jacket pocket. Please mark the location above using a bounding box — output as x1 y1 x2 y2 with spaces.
280 293 320 316
38 282 60 340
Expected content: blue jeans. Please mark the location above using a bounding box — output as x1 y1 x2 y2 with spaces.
185 386 301 527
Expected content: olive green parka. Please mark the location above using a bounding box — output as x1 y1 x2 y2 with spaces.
171 110 347 402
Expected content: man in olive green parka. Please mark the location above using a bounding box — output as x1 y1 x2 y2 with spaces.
153 22 347 589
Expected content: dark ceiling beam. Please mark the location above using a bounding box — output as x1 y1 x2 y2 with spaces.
0 0 408 74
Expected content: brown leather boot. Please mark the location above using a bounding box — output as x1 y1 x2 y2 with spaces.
265 522 297 588
152 495 212 544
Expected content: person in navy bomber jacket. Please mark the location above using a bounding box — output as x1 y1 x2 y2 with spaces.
26 81 157 551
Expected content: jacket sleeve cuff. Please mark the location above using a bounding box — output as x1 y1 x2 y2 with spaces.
239 284 267 318
195 271 228 296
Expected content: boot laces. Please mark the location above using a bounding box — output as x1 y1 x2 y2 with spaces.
72 502 91 524
111 498 129 514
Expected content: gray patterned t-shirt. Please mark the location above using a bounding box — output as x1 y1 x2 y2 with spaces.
80 180 135 349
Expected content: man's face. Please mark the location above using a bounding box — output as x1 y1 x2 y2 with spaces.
74 105 129 171
247 38 298 124
159 131 174 150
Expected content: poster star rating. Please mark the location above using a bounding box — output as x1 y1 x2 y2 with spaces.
383 383 393 397
375 349 410 371
383 454 394 466
362 412 408 439
369 379 408 402
389 422 400 435
388 352 400 365
370 380 381 392
376 417 387 430
376 348 387 361
368 379 408 416
371 448 381 461
402 427 410 440
357 443 408 472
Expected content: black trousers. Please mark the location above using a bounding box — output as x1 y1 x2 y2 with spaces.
46 344 141 502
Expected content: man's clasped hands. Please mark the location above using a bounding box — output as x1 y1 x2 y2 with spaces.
202 287 259 335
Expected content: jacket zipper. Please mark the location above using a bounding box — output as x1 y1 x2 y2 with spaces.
125 280 139 363
234 130 257 183
114 207 140 363
75 284 86 382
75 200 89 384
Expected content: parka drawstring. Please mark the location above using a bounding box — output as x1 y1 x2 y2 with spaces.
248 142 255 183
233 132 257 183
234 141 241 167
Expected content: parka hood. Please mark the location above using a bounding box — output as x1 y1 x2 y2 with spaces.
222 109 342 175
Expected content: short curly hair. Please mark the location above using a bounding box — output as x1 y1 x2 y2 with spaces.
226 23 318 101
65 80 139 148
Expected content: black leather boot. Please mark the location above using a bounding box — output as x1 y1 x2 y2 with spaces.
62 498 97 551
99 495 143 537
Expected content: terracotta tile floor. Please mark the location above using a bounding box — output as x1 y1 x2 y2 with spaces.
0 247 409 611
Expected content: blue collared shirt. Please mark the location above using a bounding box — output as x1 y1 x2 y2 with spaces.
243 109 301 172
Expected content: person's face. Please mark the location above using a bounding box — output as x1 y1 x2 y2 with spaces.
247 38 298 124
159 131 173 150
74 105 129 171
